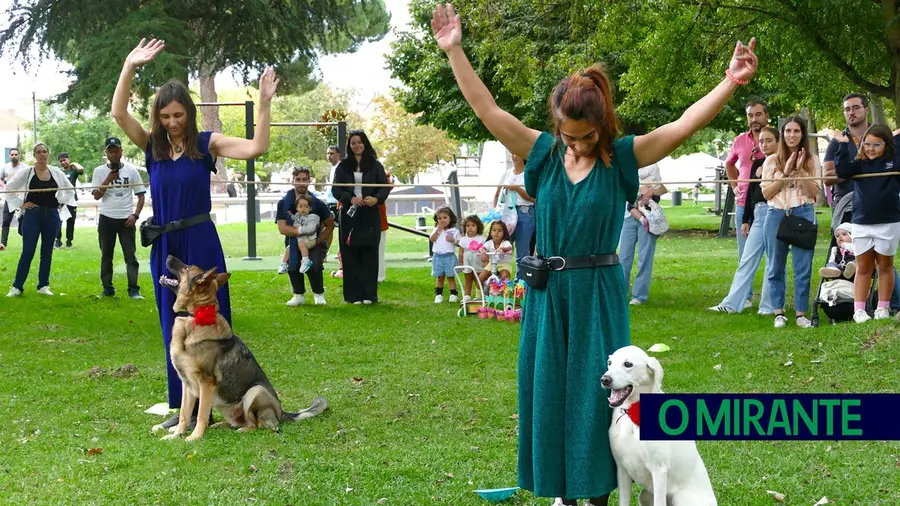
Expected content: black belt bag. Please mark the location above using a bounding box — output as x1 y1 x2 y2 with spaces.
139 213 212 247
519 253 620 289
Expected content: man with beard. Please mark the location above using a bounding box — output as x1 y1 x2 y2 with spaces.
91 137 146 299
276 166 335 306
55 152 83 248
823 93 900 314
0 148 29 250
725 101 769 309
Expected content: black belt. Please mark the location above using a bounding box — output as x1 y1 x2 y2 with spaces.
546 253 619 271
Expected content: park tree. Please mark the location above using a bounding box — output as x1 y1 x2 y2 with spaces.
367 96 459 182
389 0 900 150
1 0 391 184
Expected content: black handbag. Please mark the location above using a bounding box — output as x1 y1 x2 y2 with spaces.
519 256 550 289
776 212 818 250
140 213 212 247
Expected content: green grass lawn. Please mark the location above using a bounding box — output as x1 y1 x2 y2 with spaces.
0 204 898 505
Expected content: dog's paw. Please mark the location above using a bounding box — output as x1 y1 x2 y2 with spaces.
185 432 204 442
237 426 256 433
150 423 167 433
161 432 181 441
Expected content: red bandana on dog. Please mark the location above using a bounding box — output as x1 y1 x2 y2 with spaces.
193 305 217 326
626 402 640 426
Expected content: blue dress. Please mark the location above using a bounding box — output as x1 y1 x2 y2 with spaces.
146 131 231 408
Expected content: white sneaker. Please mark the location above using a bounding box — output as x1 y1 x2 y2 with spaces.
448 294 459 303
276 262 289 275
434 294 444 304
853 309 871 323
743 299 753 310
773 315 788 328
286 294 305 306
7 287 22 297
299 258 312 274
629 298 643 305
362 299 373 305
313 293 326 305
37 286 54 296
463 295 472 303
795 316 812 328
874 307 890 320
707 305 732 313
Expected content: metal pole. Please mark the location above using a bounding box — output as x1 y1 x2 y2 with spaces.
337 121 347 158
243 100 261 260
32 92 37 142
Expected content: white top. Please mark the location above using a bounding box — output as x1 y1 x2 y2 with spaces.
0 162 29 184
353 172 363 198
91 163 146 219
323 163 339 204
500 169 533 207
432 226 461 254
481 239 513 264
637 163 663 187
459 234 486 252
4 165 77 221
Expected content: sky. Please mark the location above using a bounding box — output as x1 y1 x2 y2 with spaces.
0 0 412 120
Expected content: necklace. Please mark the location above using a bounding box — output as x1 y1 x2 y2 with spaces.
167 133 183 154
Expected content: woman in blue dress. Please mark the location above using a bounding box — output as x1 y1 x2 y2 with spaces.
431 5 758 505
111 38 279 432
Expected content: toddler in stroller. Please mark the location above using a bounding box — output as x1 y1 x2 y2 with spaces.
819 222 856 280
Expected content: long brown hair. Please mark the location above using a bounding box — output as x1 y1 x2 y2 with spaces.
856 124 894 161
548 63 619 166
775 116 813 173
150 80 202 161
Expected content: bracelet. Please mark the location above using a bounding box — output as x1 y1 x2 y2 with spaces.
132 213 140 220
725 69 749 86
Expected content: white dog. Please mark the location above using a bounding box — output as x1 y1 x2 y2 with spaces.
601 345 717 506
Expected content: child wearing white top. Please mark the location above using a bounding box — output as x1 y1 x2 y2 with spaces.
479 220 514 284
429 206 461 303
457 214 486 302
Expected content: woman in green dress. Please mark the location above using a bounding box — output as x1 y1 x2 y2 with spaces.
430 4 758 505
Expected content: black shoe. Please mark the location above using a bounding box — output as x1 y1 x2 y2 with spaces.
54 240 62 249
65 242 72 249
101 289 115 297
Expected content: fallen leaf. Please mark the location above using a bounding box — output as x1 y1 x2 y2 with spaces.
509 413 519 420
86 448 103 456
249 464 258 473
648 343 671 352
345 487 353 493
713 364 722 371
351 377 364 384
445 472 454 479
377 499 387 504
186 454 193 461
783 360 793 367
765 489 785 502
813 497 829 505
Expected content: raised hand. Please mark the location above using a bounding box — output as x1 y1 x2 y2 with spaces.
258 66 280 104
728 38 758 82
126 38 165 69
831 130 850 143
431 4 462 52
784 151 797 175
796 148 807 173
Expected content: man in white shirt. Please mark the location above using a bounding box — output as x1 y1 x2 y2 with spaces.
0 148 30 250
91 137 146 299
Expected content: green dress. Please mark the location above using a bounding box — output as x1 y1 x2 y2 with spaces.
518 132 639 499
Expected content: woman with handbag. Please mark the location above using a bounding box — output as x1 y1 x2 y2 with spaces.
833 124 900 323
492 152 536 278
618 162 667 305
760 117 821 329
331 130 391 304
111 38 279 432
431 5 757 504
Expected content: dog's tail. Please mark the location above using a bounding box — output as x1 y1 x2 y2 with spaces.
282 396 328 422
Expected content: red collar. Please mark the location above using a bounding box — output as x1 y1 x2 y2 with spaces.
617 401 640 427
193 305 217 326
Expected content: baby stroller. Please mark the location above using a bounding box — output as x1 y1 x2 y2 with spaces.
811 192 878 326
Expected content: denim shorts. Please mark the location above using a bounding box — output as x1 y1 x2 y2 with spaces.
431 252 458 277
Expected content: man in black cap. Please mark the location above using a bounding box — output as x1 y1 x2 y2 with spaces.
91 137 146 299
55 151 83 248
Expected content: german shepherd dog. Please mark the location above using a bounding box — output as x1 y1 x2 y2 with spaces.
158 255 327 441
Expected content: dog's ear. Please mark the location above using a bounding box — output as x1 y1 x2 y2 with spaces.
646 356 664 393
216 272 231 286
197 266 218 286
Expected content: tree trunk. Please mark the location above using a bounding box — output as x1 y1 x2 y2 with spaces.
871 96 887 124
199 65 227 193
802 109 828 207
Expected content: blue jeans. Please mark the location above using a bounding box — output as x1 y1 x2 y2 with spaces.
735 203 752 302
764 204 815 313
891 269 900 310
619 214 658 303
14 206 60 291
719 203 774 313
512 205 535 277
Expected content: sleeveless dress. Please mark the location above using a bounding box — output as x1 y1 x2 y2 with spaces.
146 131 232 408
518 132 639 498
